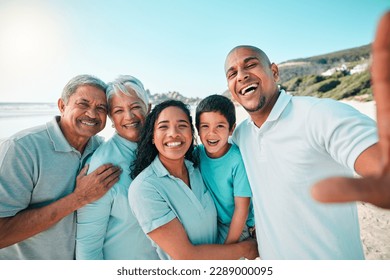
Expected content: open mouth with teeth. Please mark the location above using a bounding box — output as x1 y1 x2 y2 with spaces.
240 83 258 96
207 140 219 146
123 122 139 128
80 119 99 126
165 141 182 147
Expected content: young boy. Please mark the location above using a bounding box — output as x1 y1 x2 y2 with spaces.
195 94 255 244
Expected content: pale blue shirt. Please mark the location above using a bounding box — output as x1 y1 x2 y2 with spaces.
0 117 102 260
197 144 254 243
129 156 217 260
232 90 378 260
76 133 159 260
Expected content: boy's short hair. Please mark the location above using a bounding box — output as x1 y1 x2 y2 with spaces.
195 94 236 130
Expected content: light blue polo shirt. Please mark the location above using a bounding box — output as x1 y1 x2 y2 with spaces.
0 117 102 260
232 90 378 260
76 133 159 260
197 144 255 243
129 156 217 260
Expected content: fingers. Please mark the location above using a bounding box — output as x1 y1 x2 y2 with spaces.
101 167 122 189
80 164 122 188
91 164 122 187
74 164 122 205
372 11 390 169
312 177 373 203
372 12 390 82
310 13 390 210
77 164 89 177
311 176 390 209
93 163 119 175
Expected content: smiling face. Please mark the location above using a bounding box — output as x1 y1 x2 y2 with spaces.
153 106 193 164
198 111 233 158
225 46 280 116
58 85 107 150
109 90 148 142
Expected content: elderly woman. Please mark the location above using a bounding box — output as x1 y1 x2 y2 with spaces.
76 75 158 259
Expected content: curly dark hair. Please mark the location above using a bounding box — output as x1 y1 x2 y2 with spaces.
131 99 198 179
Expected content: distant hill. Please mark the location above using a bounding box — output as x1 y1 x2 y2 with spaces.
279 44 371 81
278 44 372 101
148 91 202 106
151 44 373 104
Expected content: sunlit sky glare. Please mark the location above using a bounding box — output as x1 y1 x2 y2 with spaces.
0 0 389 103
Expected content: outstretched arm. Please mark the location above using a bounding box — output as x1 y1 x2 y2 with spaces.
311 11 390 209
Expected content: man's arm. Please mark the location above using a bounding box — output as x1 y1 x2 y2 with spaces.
0 164 121 248
312 11 390 209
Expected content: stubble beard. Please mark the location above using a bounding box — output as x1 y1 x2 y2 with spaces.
244 95 266 113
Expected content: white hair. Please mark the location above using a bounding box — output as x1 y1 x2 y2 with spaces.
106 75 150 111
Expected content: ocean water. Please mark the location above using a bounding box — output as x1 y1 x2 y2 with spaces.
0 103 252 144
0 103 115 142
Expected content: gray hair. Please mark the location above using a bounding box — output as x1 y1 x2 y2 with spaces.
106 75 150 112
61 74 107 104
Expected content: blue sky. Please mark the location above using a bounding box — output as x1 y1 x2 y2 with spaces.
0 0 389 102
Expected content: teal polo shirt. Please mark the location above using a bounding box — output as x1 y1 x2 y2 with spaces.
129 156 217 260
0 116 102 259
76 133 159 260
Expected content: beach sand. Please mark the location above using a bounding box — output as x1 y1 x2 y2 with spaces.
235 100 390 260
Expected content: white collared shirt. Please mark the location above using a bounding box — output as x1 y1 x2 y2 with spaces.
232 90 378 259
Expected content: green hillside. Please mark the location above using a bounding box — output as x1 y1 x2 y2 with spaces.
279 44 372 101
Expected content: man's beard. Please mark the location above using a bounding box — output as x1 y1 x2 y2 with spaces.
244 95 266 113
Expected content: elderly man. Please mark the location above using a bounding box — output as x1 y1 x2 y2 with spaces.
0 74 121 259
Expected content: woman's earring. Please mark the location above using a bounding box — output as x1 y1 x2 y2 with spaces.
111 124 115 128
152 139 155 144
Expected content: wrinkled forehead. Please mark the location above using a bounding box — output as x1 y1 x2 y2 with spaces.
72 85 107 102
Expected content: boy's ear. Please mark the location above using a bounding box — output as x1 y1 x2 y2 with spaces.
229 123 236 135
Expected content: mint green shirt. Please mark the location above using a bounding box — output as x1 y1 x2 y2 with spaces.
76 133 159 260
129 156 217 260
0 117 102 260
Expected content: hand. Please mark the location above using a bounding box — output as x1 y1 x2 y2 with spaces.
311 11 390 209
241 238 259 260
74 164 122 206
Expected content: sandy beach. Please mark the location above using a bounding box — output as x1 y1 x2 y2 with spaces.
235 100 390 260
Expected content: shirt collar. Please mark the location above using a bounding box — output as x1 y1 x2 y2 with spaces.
112 132 138 152
46 116 103 155
46 116 73 152
246 89 292 128
151 156 195 178
267 89 292 122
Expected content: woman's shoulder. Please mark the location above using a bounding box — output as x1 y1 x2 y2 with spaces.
130 164 158 189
